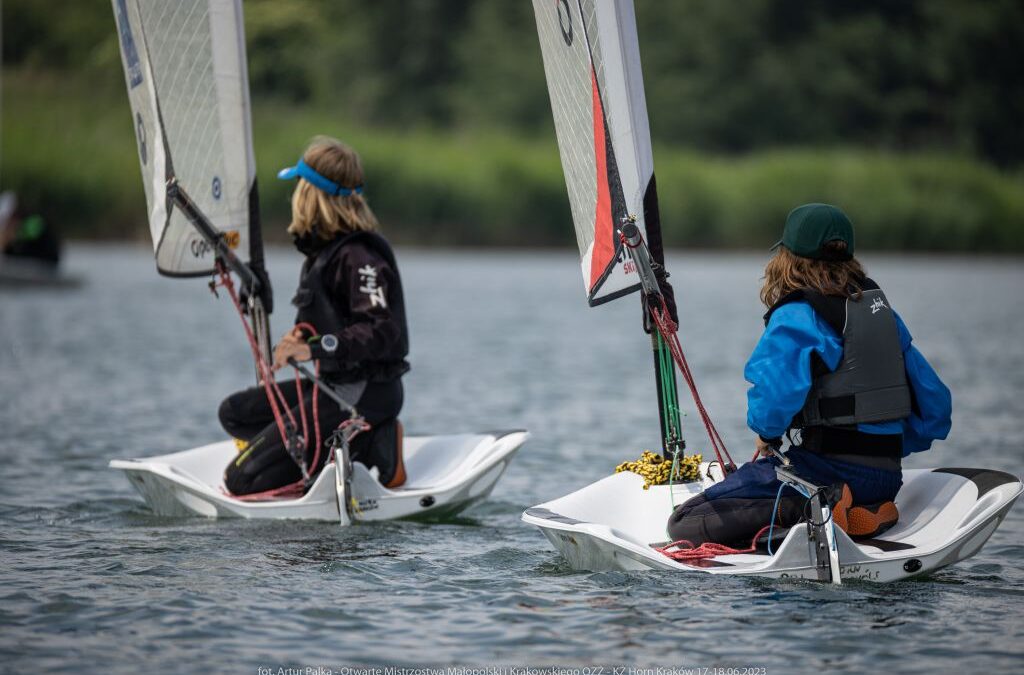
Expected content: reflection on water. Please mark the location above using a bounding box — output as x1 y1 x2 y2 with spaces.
1 244 1022 672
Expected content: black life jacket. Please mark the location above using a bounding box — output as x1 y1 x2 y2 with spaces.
764 278 912 459
292 231 410 382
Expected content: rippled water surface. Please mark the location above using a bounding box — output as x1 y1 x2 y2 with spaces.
2 245 1022 673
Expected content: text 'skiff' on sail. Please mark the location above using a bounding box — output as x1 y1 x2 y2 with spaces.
112 0 259 277
533 0 663 306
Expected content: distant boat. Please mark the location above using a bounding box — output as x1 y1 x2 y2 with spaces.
0 194 81 289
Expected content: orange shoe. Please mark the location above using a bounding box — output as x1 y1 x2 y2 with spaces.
831 483 898 538
383 420 406 489
831 483 854 533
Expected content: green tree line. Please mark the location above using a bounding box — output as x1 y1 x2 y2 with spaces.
2 0 1023 250
7 0 1022 164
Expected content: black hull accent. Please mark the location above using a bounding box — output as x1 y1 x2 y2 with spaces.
933 468 1019 498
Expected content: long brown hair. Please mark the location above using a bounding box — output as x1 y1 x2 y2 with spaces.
760 242 866 307
287 136 379 239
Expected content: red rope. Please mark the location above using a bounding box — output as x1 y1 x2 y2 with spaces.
293 321 323 474
649 295 735 471
216 268 339 499
228 482 305 501
215 264 297 454
656 525 770 561
228 415 353 504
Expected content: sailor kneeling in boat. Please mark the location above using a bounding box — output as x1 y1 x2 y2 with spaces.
667 204 952 546
219 137 410 496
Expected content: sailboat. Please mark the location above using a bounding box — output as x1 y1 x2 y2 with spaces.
106 0 527 523
522 0 1021 582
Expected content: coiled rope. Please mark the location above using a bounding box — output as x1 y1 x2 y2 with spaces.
615 450 702 490
655 525 772 562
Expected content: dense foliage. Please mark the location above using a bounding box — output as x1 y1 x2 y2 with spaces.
6 0 1022 165
2 0 1022 249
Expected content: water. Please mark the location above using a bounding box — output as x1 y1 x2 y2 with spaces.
1 245 1022 673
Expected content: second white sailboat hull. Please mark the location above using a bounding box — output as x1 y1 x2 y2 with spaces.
112 430 528 522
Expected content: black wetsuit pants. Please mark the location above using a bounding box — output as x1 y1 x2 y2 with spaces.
666 450 902 547
666 492 807 548
219 378 402 495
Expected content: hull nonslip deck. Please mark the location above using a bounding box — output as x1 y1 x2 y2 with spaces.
112 431 528 522
523 465 1021 582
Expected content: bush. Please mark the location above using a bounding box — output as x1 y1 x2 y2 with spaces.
3 72 1022 252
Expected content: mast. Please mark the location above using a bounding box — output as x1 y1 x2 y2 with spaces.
638 175 683 458
246 183 273 368
620 218 683 458
234 0 274 368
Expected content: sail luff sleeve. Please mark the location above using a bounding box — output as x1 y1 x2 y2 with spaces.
114 0 170 260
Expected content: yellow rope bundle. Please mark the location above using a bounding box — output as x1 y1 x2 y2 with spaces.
615 450 703 490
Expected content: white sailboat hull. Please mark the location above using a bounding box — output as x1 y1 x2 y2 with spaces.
112 430 528 522
523 465 1021 582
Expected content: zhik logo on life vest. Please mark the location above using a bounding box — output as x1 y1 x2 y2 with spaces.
870 297 888 314
358 265 387 308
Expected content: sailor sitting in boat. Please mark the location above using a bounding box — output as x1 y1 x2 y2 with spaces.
219 137 410 496
667 204 952 546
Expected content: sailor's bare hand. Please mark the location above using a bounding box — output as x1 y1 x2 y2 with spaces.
272 334 311 371
755 436 774 458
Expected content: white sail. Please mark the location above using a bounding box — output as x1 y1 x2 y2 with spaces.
532 0 659 306
113 0 257 276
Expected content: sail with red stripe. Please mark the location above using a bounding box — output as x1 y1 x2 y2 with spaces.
532 0 661 306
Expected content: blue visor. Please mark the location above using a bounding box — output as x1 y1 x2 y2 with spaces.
277 158 363 196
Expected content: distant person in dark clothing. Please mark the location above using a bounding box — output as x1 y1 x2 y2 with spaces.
0 192 61 267
218 137 410 496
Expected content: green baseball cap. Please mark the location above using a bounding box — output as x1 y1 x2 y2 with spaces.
771 203 855 260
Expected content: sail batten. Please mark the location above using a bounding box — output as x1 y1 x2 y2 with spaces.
533 0 659 306
113 0 257 277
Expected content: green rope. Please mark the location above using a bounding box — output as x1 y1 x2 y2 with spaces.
656 331 686 508
657 331 682 448
656 333 670 442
